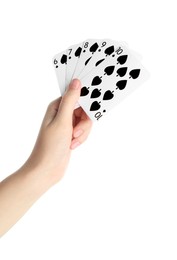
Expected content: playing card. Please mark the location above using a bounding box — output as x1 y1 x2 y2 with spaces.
78 39 120 79
65 42 83 92
53 50 67 95
72 39 102 79
79 45 149 121
53 39 149 122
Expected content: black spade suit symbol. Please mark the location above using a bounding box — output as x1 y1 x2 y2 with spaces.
116 67 127 77
90 43 99 53
90 101 101 111
117 55 128 65
104 45 114 56
104 66 115 76
85 56 92 66
75 47 82 57
129 69 140 79
116 80 127 90
60 54 67 64
95 58 105 66
80 86 89 96
103 90 114 100
91 88 101 98
91 76 102 86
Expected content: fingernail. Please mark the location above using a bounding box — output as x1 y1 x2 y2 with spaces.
71 140 80 149
70 79 80 89
74 129 83 138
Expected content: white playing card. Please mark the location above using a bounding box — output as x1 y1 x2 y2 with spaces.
72 39 102 79
79 45 149 121
53 50 67 95
78 39 117 79
65 42 83 92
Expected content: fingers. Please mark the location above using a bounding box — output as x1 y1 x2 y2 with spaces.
57 79 81 124
41 79 92 150
70 117 92 149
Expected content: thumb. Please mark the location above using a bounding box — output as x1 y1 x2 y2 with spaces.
57 79 81 122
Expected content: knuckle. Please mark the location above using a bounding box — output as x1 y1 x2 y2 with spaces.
47 102 54 110
47 97 61 110
49 101 54 107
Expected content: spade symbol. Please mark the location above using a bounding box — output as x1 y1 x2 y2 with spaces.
85 56 92 66
80 86 89 96
116 80 127 90
60 54 67 64
91 76 102 86
129 69 140 79
104 45 114 56
90 101 101 111
103 90 114 100
90 43 99 54
117 55 128 65
91 88 101 98
95 58 105 66
75 47 82 57
116 67 127 77
104 66 115 76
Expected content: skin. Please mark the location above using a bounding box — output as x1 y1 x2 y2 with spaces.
0 79 92 237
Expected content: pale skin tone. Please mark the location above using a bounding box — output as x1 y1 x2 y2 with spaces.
0 79 92 237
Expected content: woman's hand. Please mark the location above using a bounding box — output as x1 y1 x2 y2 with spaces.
24 79 92 184
0 79 92 237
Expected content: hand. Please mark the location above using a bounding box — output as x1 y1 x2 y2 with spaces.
0 79 92 237
23 79 92 184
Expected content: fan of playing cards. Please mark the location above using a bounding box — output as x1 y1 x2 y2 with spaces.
53 39 149 121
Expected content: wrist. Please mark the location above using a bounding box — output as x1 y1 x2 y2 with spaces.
18 162 57 194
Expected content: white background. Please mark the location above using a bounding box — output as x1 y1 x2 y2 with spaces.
0 0 177 259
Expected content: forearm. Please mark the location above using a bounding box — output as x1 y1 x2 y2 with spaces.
0 165 54 237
